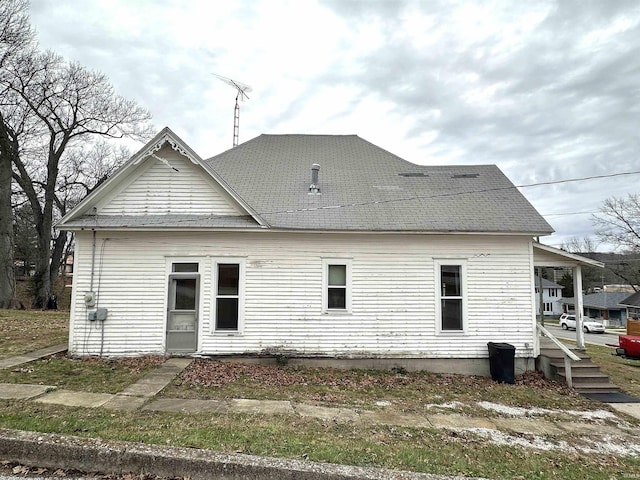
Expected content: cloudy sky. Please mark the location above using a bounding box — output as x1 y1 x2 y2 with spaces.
28 0 640 249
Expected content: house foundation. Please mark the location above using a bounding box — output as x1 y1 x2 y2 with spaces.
200 355 536 377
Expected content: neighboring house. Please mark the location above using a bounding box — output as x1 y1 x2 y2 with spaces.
562 292 630 326
533 276 564 316
620 291 640 321
61 254 74 287
57 128 599 375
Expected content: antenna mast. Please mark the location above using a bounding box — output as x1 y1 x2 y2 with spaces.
213 73 252 147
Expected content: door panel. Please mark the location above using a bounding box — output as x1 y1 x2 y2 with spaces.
166 273 199 353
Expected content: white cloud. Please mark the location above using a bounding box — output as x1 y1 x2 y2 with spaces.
28 0 640 248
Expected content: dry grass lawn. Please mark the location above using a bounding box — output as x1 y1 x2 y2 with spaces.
0 310 69 359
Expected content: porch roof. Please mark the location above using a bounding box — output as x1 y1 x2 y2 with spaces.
533 243 604 268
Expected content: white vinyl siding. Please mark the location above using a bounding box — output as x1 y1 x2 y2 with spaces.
97 146 243 217
69 232 536 359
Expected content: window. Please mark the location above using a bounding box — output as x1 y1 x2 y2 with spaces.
323 259 351 312
436 261 466 332
172 262 199 273
213 259 244 332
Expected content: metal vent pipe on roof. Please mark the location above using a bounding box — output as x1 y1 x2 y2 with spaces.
309 163 320 194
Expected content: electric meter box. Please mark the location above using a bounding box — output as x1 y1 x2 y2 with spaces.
88 308 108 322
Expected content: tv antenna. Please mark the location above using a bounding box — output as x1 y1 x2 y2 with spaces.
213 73 252 147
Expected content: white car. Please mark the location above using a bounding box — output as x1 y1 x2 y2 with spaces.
559 314 605 333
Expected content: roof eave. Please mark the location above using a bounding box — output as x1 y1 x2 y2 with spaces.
533 242 605 268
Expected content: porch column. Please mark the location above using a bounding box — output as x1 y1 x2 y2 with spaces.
574 265 585 349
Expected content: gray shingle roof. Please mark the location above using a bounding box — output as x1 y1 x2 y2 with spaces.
205 134 553 233
562 292 631 309
534 276 563 289
620 291 640 307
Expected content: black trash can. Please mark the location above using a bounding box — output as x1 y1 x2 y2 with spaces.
487 342 515 384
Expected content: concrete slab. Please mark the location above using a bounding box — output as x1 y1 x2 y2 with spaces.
115 357 192 398
230 398 294 415
360 410 432 428
34 389 113 408
608 403 640 420
135 373 181 385
0 356 33 369
492 418 564 435
0 383 55 400
164 358 193 369
143 397 226 414
119 383 168 397
294 403 361 422
427 414 497 430
0 344 67 370
556 421 623 436
102 394 148 411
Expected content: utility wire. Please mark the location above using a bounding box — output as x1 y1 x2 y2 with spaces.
80 168 640 226
258 169 640 216
543 210 597 217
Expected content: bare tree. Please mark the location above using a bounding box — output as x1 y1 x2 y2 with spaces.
561 236 600 254
593 195 640 251
48 141 131 283
591 194 640 291
3 50 153 308
0 0 32 308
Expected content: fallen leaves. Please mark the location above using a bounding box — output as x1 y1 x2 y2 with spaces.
1 461 190 479
175 359 588 412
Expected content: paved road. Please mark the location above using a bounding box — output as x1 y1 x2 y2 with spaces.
544 323 622 347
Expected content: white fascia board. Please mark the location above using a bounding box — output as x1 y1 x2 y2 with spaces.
533 242 604 268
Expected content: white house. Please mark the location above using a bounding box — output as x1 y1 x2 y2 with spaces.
58 128 597 375
534 276 564 316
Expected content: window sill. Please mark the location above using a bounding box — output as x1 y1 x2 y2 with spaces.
323 310 352 315
213 330 243 336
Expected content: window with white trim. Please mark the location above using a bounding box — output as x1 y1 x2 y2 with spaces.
323 259 351 312
436 261 466 331
213 259 245 332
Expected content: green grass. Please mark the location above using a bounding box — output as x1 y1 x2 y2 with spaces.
581 343 640 398
0 309 69 359
0 355 165 393
0 308 638 478
0 401 637 480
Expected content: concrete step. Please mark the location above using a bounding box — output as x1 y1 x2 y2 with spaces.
538 343 621 393
573 383 622 394
539 348 591 361
550 362 600 372
557 371 615 385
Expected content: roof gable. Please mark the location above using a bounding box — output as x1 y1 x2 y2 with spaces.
59 127 265 229
96 145 243 217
